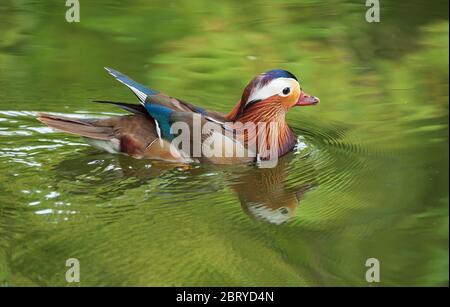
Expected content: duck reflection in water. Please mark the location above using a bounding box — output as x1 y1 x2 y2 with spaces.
52 151 316 224
229 156 316 224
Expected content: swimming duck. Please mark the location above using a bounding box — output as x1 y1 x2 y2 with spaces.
37 68 319 164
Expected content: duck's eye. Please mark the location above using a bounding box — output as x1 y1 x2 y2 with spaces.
279 207 289 215
282 87 291 95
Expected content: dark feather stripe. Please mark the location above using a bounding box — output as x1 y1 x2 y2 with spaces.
93 100 148 116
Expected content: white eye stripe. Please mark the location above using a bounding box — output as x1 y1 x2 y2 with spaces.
246 78 299 105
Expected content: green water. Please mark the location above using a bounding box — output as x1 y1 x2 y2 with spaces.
0 0 448 286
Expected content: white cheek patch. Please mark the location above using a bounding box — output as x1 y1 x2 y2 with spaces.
246 78 299 105
246 202 293 225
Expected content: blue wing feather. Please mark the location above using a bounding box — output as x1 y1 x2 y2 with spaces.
104 67 158 103
144 103 175 140
104 67 224 141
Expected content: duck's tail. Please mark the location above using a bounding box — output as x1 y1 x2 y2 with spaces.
36 113 114 140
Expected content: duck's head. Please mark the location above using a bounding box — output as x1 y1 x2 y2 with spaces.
227 69 319 122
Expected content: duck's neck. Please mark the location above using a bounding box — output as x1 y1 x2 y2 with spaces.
229 103 297 159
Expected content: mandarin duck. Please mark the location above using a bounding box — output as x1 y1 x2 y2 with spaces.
37 68 319 164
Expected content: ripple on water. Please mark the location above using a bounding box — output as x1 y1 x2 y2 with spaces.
0 110 391 231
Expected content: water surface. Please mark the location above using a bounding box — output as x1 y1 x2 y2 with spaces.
0 0 448 286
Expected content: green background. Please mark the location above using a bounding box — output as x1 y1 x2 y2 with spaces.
0 0 448 286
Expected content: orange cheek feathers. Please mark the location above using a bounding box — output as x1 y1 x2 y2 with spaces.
281 86 301 109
